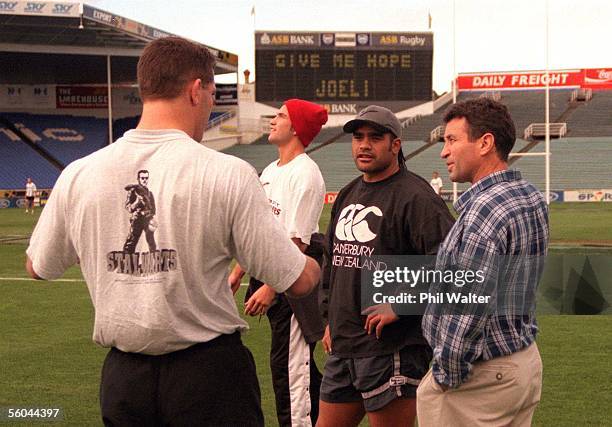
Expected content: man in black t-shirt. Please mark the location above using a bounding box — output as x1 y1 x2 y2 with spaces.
318 106 455 427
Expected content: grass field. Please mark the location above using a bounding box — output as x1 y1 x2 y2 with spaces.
1 205 611 426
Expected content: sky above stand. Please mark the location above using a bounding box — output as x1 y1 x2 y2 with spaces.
85 0 612 93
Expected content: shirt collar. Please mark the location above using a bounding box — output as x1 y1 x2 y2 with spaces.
454 169 522 213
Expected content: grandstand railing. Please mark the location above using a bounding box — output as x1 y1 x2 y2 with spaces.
479 91 502 101
524 123 567 139
429 125 444 143
206 110 236 130
401 114 423 128
570 88 593 103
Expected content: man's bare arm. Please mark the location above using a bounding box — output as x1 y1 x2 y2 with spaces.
244 236 311 314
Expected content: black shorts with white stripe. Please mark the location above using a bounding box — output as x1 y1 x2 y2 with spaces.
320 344 432 412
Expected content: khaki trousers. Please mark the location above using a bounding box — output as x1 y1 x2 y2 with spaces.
417 343 542 427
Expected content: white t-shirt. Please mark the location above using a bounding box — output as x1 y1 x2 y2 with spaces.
25 182 37 197
259 153 325 245
27 129 306 355
430 177 443 194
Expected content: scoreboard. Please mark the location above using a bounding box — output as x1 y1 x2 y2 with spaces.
255 31 433 109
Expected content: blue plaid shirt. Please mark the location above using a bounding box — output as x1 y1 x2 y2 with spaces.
422 170 549 387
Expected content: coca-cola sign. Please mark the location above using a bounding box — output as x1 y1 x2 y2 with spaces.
584 68 612 87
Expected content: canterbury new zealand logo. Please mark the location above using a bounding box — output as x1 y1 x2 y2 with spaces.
335 204 382 242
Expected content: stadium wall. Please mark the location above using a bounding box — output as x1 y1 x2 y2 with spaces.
0 84 141 119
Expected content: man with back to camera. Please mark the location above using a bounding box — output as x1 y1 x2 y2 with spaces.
316 106 455 427
25 36 321 427
417 98 549 427
228 98 327 426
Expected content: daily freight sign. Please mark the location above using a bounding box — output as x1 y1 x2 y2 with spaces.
458 68 612 91
457 70 582 91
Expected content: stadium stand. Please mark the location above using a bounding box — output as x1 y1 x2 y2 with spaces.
402 104 451 142
0 127 61 189
112 112 232 142
0 111 235 189
112 116 140 142
0 3 238 191
250 125 344 146
221 144 279 173
224 123 611 194
566 91 612 137
457 90 574 135
1 113 108 165
309 142 362 191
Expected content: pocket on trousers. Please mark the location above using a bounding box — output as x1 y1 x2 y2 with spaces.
464 363 517 392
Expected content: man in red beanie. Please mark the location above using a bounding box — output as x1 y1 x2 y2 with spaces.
229 99 327 426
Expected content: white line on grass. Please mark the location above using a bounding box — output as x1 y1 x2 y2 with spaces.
0 277 249 285
0 277 85 282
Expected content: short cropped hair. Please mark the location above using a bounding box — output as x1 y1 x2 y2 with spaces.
137 36 216 101
443 98 516 161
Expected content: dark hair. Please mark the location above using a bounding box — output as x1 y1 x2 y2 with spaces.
443 98 516 161
398 146 406 169
137 36 216 101
137 170 148 178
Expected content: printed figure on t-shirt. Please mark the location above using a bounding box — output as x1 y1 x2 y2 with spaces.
123 169 157 253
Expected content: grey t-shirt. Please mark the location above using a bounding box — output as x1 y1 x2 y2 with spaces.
27 129 306 355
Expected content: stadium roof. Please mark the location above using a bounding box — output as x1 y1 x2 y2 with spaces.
0 1 238 78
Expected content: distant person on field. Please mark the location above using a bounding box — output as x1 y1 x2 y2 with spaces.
418 98 549 427
25 177 36 214
429 171 443 196
26 36 321 427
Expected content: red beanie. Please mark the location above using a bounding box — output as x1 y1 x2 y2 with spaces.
284 99 328 147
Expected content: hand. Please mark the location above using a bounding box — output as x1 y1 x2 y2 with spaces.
244 284 276 316
322 325 332 354
362 304 399 339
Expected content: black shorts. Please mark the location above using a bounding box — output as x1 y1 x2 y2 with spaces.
100 332 263 426
26 196 34 202
320 344 432 412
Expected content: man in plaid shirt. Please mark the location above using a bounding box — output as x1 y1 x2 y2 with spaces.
417 98 549 427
